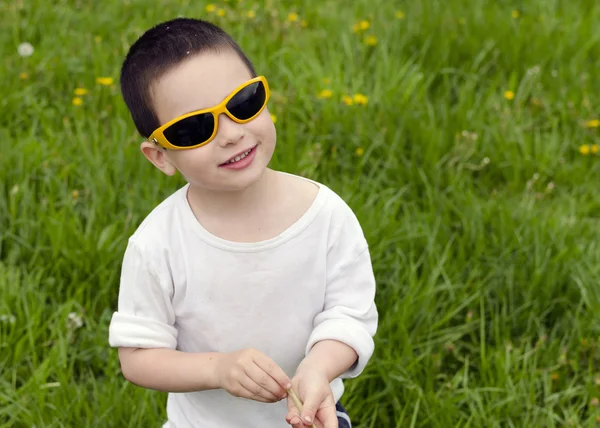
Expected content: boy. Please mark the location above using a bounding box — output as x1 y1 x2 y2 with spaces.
108 17 377 428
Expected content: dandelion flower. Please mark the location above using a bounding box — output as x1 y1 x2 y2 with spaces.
19 72 29 80
96 77 114 86
364 35 378 46
592 144 599 154
67 312 84 329
217 8 225 17
342 96 354 106
353 20 370 33
287 12 299 22
512 10 520 19
74 88 88 96
72 97 83 106
504 90 515 100
205 4 216 13
270 114 277 124
395 11 405 19
317 89 333 99
353 94 368 105
17 42 34 57
584 119 600 128
246 10 256 18
579 144 590 155
355 147 364 156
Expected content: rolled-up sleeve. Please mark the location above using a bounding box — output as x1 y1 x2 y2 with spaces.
305 207 378 378
108 239 178 349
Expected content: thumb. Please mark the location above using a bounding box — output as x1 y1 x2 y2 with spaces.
300 389 323 426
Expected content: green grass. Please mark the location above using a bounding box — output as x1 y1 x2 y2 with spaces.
2 0 600 426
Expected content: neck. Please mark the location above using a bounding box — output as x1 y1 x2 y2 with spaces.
186 168 278 218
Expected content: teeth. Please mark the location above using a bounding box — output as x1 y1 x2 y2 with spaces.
226 148 253 164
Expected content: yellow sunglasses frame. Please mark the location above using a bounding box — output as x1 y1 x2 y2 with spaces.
148 76 270 150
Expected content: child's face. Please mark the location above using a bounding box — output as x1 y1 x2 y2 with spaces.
149 50 276 192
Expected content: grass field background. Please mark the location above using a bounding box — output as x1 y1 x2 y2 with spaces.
2 0 600 426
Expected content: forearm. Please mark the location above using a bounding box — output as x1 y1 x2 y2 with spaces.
118 347 221 392
297 340 358 382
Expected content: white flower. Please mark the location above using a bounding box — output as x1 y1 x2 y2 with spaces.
67 312 83 329
0 314 16 324
17 42 34 57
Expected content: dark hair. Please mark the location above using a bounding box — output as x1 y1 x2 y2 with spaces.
120 17 257 138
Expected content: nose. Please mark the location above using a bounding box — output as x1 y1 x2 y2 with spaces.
216 113 244 147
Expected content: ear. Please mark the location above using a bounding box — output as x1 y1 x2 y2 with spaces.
140 141 177 176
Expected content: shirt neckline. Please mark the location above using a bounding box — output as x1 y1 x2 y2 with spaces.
177 173 328 252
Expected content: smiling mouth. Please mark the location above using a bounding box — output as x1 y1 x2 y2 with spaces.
221 145 257 165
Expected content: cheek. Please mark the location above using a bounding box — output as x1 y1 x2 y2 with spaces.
168 148 214 172
248 112 276 143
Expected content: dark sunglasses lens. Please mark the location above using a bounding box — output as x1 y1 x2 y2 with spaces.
226 81 266 120
163 113 215 147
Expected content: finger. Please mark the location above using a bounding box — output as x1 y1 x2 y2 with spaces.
245 362 288 399
238 375 281 402
299 389 326 426
315 404 339 428
286 394 302 425
253 353 292 390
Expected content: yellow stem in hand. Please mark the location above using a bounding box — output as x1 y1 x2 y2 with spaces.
287 388 317 428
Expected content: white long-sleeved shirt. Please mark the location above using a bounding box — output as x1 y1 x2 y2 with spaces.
108 174 378 427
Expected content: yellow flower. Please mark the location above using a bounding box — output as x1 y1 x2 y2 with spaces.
217 8 225 17
355 147 364 156
74 88 88 96
270 114 277 124
512 10 520 19
353 93 368 105
94 35 102 43
96 77 114 86
395 11 405 19
580 144 590 155
317 89 333 99
342 96 354 106
353 20 370 33
19 72 29 80
72 97 83 106
592 144 599 154
504 90 515 100
72 190 80 199
364 35 378 46
246 10 256 19
205 4 216 13
287 12 299 22
584 119 600 128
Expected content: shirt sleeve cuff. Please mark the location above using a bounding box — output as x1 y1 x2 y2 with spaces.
305 318 375 378
108 312 178 349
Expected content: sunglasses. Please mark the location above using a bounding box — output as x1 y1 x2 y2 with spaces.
149 76 270 150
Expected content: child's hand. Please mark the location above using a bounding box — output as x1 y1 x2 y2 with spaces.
216 348 292 403
285 368 338 428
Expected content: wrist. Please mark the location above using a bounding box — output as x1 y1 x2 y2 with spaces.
200 352 225 390
296 358 328 380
